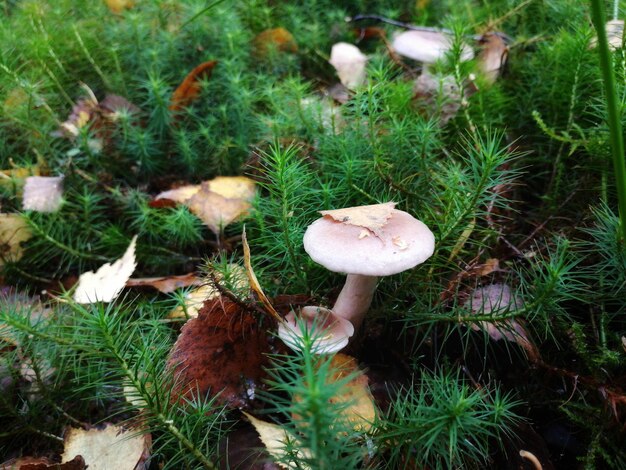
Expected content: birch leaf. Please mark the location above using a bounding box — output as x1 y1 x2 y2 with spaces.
320 202 395 239
73 236 138 304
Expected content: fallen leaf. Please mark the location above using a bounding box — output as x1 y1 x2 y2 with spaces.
322 353 376 432
244 412 312 470
590 19 624 50
22 176 64 213
217 425 282 470
61 425 150 470
126 272 202 293
73 236 138 304
154 184 201 204
253 28 298 57
320 202 395 239
57 89 99 138
186 177 256 235
0 164 43 190
477 33 509 85
392 30 474 64
242 229 282 322
170 61 217 112
328 43 368 90
413 71 462 125
465 283 540 362
1 455 86 470
104 0 134 15
166 297 270 408
0 214 32 267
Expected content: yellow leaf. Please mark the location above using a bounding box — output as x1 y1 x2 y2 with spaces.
253 27 298 57
155 184 201 203
320 201 395 239
61 424 150 470
73 236 138 304
186 176 256 234
244 412 312 469
0 213 32 267
104 0 134 15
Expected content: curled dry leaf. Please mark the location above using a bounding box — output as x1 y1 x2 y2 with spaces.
166 297 270 409
244 412 312 470
0 213 32 267
413 71 461 125
61 424 150 470
154 184 200 204
320 201 395 239
477 33 509 85
253 27 298 57
328 42 368 90
22 176 64 213
104 0 134 14
170 61 217 112
126 272 202 293
73 236 138 304
465 283 540 362
392 30 474 64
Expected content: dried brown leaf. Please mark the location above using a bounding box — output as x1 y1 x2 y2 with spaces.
253 28 298 57
104 0 134 15
126 272 202 293
2 456 86 470
320 202 395 239
170 61 217 112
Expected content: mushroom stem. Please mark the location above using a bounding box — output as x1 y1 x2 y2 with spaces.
332 274 378 330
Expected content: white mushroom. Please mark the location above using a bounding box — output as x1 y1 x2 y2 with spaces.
303 204 435 330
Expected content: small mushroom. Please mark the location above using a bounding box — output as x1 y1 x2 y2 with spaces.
278 306 355 354
303 204 435 330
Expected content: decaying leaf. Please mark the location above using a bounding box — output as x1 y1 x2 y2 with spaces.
328 42 368 90
154 184 201 204
58 91 98 138
242 229 282 322
1 455 86 470
244 412 312 470
126 272 202 293
170 61 217 112
590 19 624 50
22 176 64 213
320 202 395 239
73 236 138 304
61 425 150 470
392 30 474 64
166 297 270 408
186 176 256 235
477 33 509 85
104 0 134 15
413 71 462 125
253 28 298 57
0 213 32 267
465 283 539 362
323 353 376 432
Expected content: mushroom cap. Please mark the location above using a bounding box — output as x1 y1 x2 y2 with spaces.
278 306 354 354
303 208 435 276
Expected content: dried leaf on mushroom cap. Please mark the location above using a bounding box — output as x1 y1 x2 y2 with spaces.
320 202 395 239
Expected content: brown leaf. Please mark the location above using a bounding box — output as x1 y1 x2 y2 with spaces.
166 297 270 409
477 33 509 85
170 61 217 112
61 425 150 470
252 28 298 57
104 0 134 15
154 184 200 204
126 272 202 293
186 177 256 234
218 425 282 470
320 202 395 239
1 455 86 470
0 213 32 267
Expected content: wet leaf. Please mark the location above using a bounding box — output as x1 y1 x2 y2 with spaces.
242 229 282 322
0 213 32 267
320 202 395 239
73 236 138 304
22 176 64 213
104 0 134 15
186 176 256 235
166 297 270 408
253 28 298 57
328 43 368 90
477 33 509 84
61 425 150 470
244 412 312 470
126 272 202 293
392 30 474 64
170 61 217 112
